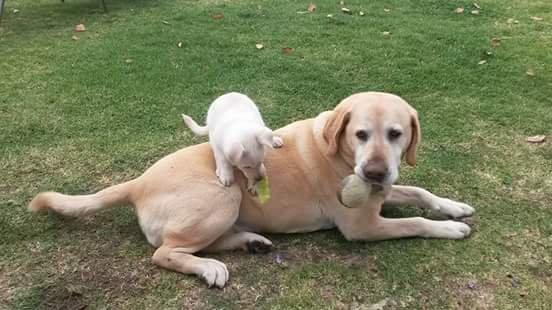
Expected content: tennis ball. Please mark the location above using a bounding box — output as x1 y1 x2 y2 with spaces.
338 175 388 208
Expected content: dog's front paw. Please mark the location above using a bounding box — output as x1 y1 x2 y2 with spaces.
433 198 475 218
217 169 234 187
426 220 472 239
272 136 284 148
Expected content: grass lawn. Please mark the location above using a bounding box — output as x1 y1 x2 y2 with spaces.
1 0 551 308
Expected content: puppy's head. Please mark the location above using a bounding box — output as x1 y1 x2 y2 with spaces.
228 127 275 182
323 92 421 185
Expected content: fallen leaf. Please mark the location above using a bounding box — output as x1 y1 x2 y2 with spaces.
526 69 535 76
308 3 316 12
471 10 480 15
161 20 170 25
327 14 333 18
255 43 264 49
473 2 481 9
177 42 183 48
282 47 294 54
526 135 545 143
74 24 86 32
359 11 365 16
454 7 464 14
211 13 224 20
507 18 519 24
71 35 79 41
13 9 20 14
485 50 493 56
125 59 133 64
491 37 501 47
341 7 352 14
530 16 543 21
384 8 391 12
478 60 487 65
382 31 391 36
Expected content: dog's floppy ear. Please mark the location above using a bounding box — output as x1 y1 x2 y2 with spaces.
323 106 351 156
256 127 275 149
405 108 421 166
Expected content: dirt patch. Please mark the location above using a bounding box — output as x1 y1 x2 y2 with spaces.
36 284 88 310
446 278 498 309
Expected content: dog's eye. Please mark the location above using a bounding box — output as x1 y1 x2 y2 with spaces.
355 130 369 141
388 129 402 140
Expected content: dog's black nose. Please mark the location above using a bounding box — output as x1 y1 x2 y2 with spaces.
363 164 388 183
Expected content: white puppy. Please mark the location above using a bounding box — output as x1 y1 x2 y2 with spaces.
182 92 283 194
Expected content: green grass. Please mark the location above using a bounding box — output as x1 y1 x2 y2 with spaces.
1 0 551 308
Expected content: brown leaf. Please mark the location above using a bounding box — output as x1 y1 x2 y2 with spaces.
526 135 545 143
282 47 294 54
454 7 464 14
491 37 501 47
211 13 224 20
308 3 316 13
526 69 535 76
530 16 543 21
74 24 86 32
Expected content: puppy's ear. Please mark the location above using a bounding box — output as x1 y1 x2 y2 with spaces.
256 127 275 149
323 106 351 156
228 143 245 163
405 108 421 166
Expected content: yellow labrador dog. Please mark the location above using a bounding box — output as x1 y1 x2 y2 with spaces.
29 92 474 288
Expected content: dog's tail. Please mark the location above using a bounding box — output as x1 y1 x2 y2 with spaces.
28 180 136 217
181 114 209 136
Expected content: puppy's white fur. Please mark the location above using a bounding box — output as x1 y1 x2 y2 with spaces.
182 92 283 193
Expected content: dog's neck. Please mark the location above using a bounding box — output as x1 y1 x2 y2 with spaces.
312 112 355 179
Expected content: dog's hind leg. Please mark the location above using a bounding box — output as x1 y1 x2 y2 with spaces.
203 231 273 254
153 246 229 288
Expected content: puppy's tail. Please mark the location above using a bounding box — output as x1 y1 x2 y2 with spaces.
181 114 209 136
28 180 136 217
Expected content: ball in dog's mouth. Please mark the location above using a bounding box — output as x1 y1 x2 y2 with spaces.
337 174 387 208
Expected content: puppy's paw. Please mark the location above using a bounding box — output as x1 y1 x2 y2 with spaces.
217 170 234 187
247 184 258 196
272 136 284 148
